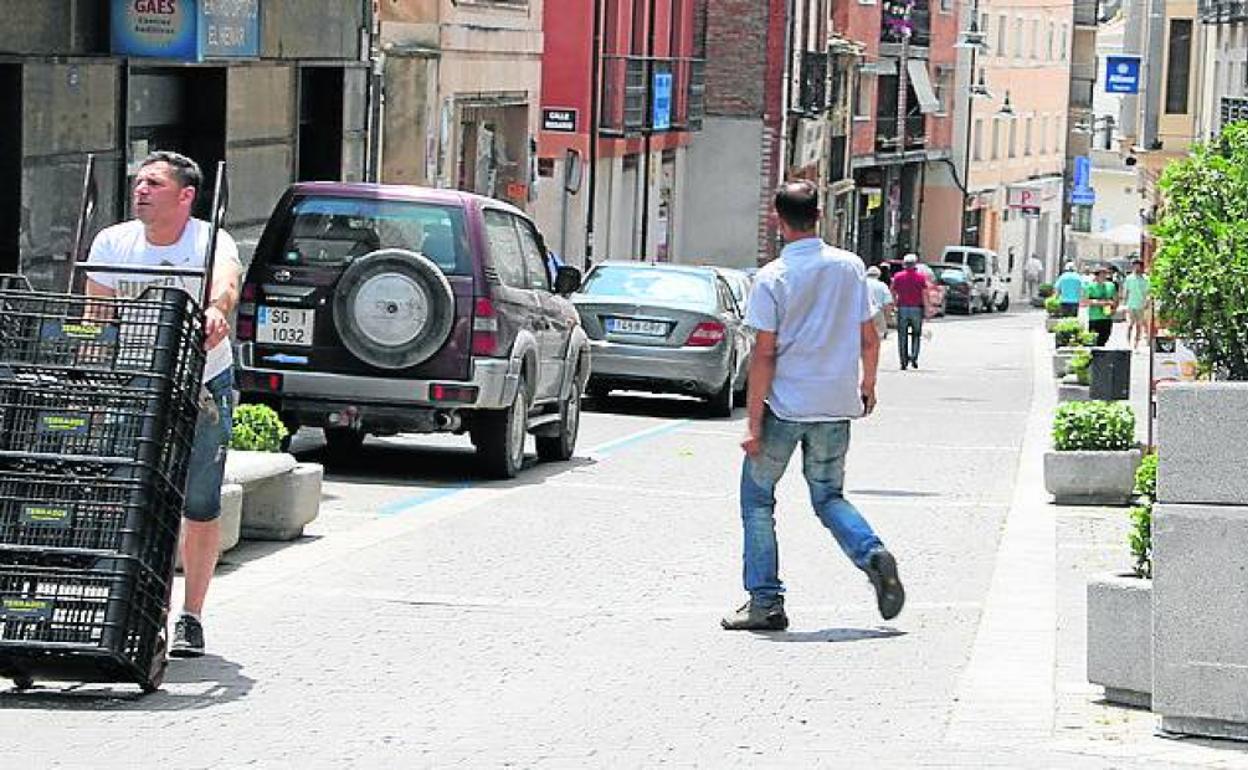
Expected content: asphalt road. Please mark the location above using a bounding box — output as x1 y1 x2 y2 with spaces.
5 309 1247 768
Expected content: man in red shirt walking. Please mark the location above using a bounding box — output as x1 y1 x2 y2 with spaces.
891 253 928 370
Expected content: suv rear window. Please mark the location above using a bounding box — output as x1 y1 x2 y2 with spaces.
272 196 470 275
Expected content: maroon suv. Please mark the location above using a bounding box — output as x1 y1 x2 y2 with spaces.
235 183 590 479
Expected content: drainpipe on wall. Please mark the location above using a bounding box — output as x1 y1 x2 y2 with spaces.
364 0 383 182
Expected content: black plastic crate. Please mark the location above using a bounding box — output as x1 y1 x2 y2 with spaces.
0 462 182 570
0 285 204 388
0 554 171 691
0 367 198 488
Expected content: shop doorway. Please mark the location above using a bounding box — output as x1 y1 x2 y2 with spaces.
0 65 20 272
127 67 226 221
298 67 343 182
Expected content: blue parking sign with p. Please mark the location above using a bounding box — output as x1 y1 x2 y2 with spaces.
1105 56 1141 94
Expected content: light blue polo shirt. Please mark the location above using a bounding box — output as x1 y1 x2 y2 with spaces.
1055 271 1084 303
746 238 873 421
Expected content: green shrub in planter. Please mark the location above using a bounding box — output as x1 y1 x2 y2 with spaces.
1052 401 1136 451
1078 330 1098 347
1128 452 1158 578
1069 348 1092 385
1044 294 1062 317
1134 452 1158 499
1053 318 1086 347
1038 282 1055 299
229 403 290 453
1129 505 1152 578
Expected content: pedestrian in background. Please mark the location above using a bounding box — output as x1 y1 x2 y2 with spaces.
1084 265 1117 347
722 180 904 632
87 151 243 658
1024 254 1043 298
1123 258 1151 351
866 265 894 341
891 253 927 370
1053 262 1083 318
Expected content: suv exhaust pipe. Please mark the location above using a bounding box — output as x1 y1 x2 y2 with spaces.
434 410 461 432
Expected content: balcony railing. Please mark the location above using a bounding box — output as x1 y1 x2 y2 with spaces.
600 55 705 136
875 114 927 153
1199 0 1248 23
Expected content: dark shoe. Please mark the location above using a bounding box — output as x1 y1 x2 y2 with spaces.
900 362 909 371
721 598 789 631
865 549 905 621
171 615 205 658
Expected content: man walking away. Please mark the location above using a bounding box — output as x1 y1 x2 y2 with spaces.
866 265 894 341
891 253 927 370
1085 265 1117 347
1024 254 1043 299
87 151 243 658
722 180 904 632
1054 262 1083 318
1123 258 1151 350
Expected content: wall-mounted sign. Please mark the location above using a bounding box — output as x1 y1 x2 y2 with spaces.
542 108 578 133
652 71 673 131
1105 55 1141 94
111 0 260 62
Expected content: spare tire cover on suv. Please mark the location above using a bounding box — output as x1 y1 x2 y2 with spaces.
332 248 455 370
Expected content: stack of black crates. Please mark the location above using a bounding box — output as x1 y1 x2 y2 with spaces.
0 279 204 692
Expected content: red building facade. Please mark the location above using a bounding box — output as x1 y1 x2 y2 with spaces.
535 0 702 266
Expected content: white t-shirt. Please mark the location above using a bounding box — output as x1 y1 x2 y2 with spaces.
87 218 243 382
746 237 873 422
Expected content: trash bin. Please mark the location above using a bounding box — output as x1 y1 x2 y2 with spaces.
1089 348 1131 401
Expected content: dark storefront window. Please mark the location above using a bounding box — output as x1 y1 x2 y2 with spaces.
1165 20 1193 115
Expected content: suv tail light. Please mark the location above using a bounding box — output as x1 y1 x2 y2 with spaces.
686 321 726 347
471 297 500 356
236 283 257 341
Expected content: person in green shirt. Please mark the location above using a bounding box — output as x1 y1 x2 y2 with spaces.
1084 265 1117 347
1123 258 1151 350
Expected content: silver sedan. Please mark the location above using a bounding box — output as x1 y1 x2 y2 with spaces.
572 262 752 417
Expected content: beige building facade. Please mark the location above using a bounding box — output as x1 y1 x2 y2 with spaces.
960 0 1072 295
377 1 543 212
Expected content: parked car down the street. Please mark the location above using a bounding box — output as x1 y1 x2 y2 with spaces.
572 261 752 417
233 182 590 479
931 262 983 315
940 245 1011 312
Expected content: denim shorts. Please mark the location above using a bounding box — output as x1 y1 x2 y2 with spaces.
184 369 234 522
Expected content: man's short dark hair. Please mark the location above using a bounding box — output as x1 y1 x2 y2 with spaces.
774 180 820 230
139 150 203 200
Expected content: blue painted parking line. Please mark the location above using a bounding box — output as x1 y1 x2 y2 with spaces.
379 486 468 517
588 419 692 458
375 419 692 516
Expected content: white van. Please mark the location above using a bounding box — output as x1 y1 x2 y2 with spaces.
940 246 1011 312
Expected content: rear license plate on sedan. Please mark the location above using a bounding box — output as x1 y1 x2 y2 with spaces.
257 306 314 347
605 317 668 336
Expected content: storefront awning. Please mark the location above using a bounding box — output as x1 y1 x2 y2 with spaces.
906 60 940 114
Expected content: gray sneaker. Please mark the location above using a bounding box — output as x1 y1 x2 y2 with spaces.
865 549 905 620
721 597 789 631
171 615 205 658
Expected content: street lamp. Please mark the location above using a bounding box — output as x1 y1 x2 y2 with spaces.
996 90 1015 117
957 0 989 245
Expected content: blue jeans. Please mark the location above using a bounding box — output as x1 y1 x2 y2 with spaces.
184 369 234 522
739 411 884 605
897 306 923 366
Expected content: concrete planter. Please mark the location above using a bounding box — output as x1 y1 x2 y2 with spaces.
1087 573 1152 708
1043 449 1141 505
1152 383 1248 740
1153 503 1248 740
1052 348 1075 377
1046 316 1063 333
1057 382 1090 403
1157 383 1248 505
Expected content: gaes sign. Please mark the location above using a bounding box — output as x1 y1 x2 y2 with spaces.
112 0 260 61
